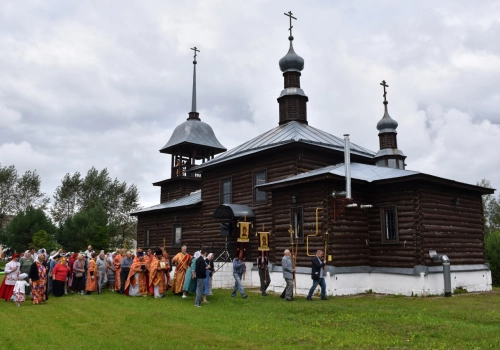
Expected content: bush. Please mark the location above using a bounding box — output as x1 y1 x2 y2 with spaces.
485 231 500 286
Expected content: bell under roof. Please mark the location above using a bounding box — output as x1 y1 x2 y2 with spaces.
191 121 375 171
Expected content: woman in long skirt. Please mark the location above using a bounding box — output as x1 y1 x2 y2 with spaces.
52 259 70 297
72 254 85 294
28 254 47 305
0 253 20 301
107 252 116 292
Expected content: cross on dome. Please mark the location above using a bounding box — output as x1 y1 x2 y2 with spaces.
284 11 297 39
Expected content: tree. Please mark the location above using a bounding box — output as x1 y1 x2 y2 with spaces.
52 167 140 248
51 172 82 226
57 204 115 252
31 229 59 252
0 164 17 229
2 206 56 252
485 231 500 286
478 179 500 236
15 170 50 213
0 164 50 229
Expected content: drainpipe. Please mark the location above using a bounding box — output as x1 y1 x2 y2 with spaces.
344 134 351 199
429 250 452 297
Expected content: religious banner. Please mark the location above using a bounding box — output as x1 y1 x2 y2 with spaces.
257 231 270 251
237 221 251 243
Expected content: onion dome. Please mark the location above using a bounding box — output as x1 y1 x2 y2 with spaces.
376 109 398 132
279 37 304 73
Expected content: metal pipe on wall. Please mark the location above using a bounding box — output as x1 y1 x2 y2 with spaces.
344 134 351 199
429 250 452 297
306 207 323 257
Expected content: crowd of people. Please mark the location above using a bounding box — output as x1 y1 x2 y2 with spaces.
0 244 217 307
1 244 328 307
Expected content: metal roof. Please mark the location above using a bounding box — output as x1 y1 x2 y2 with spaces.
212 204 255 219
130 190 202 215
160 120 226 154
257 163 420 188
192 121 375 170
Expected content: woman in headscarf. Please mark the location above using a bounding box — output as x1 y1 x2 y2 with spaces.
19 251 33 297
28 253 47 304
85 252 98 295
0 253 20 301
67 252 78 291
72 254 85 294
51 258 70 297
107 252 116 292
182 250 200 297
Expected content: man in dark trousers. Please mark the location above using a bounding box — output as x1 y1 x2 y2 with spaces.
257 251 271 296
306 250 329 301
119 251 133 294
193 250 209 307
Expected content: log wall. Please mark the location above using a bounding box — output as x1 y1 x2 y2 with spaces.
160 178 201 202
418 182 485 266
136 206 203 254
366 183 419 268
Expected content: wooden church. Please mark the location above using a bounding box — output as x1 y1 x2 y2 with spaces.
131 16 494 296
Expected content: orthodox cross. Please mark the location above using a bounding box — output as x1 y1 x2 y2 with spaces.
190 46 200 113
380 80 389 104
284 11 297 37
191 46 200 62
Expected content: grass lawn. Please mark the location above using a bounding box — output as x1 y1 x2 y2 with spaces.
1 275 499 350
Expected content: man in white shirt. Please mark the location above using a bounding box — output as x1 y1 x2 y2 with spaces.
84 245 94 260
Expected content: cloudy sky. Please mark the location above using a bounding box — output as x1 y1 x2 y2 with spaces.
1 0 499 210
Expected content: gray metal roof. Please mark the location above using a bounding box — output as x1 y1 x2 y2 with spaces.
160 120 226 154
192 121 375 170
212 204 255 219
257 163 419 188
130 190 202 215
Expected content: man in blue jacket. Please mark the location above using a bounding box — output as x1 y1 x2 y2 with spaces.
306 250 329 301
231 251 248 299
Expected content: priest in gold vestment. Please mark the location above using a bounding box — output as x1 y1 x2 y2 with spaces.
171 245 192 296
149 249 170 298
124 250 149 297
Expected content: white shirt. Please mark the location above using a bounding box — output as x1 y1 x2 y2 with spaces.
4 261 20 286
14 280 30 293
85 250 94 259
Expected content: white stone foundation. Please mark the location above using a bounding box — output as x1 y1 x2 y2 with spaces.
206 262 492 297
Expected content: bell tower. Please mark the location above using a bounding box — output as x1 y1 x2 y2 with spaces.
374 80 406 169
277 11 309 125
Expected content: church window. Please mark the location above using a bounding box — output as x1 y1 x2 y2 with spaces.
253 169 268 205
220 177 232 204
290 207 304 244
381 206 399 243
173 223 182 247
144 227 150 247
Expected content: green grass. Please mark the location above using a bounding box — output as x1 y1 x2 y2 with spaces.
1 274 499 349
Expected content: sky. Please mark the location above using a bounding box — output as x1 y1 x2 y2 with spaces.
1 0 500 210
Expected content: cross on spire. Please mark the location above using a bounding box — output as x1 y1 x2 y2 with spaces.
380 80 389 105
284 11 297 38
190 46 200 116
191 46 200 62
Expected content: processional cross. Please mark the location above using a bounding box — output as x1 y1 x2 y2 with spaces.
380 80 389 104
284 11 297 37
191 46 200 61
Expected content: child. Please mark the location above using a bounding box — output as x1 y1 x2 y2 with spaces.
13 273 30 306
